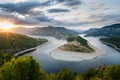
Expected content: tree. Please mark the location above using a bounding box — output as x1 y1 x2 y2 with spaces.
0 56 47 80
56 69 83 80
0 52 13 66
49 73 56 80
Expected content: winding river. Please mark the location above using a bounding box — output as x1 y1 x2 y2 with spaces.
28 35 120 73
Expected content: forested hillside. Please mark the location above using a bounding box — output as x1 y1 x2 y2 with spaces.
0 32 47 54
100 37 120 51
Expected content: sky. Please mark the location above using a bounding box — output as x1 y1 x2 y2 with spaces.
0 0 120 30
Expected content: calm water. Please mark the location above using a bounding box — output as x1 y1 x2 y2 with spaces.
28 35 120 73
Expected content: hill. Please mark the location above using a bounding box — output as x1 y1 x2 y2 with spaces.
0 32 47 54
30 26 79 39
60 36 94 53
85 23 120 37
11 26 79 39
10 27 39 34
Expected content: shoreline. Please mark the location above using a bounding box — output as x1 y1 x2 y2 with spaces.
15 41 48 56
50 42 103 61
15 47 37 56
100 40 120 51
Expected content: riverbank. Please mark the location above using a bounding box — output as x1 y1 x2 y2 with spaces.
50 42 102 61
15 47 37 56
101 40 120 51
14 35 49 56
15 41 48 56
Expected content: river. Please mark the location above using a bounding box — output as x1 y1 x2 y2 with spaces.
28 35 120 73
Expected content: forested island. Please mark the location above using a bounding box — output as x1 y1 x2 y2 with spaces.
60 36 94 53
0 32 47 54
100 37 120 51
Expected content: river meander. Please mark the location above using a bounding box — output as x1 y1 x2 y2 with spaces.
28 35 120 73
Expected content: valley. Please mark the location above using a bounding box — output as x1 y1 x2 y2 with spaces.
0 0 120 79
0 27 120 80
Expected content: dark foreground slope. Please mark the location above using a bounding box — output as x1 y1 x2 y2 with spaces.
0 52 120 80
0 32 47 54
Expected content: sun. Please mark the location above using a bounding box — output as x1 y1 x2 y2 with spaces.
0 21 15 31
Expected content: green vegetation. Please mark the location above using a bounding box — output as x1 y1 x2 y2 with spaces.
0 32 47 54
0 31 120 80
100 37 120 50
0 52 13 67
67 36 92 49
0 53 120 80
82 65 120 80
60 36 94 53
0 53 47 80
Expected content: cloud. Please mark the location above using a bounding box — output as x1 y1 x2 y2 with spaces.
51 12 120 29
56 0 82 6
48 8 70 13
0 0 28 3
0 1 51 14
0 1 54 26
87 14 120 26
31 11 53 22
0 10 53 26
0 0 82 27
0 0 120 30
90 2 109 12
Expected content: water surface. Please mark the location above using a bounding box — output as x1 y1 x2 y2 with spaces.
29 35 120 73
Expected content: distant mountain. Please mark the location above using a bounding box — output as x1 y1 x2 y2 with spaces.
11 26 79 39
85 23 120 37
83 28 99 34
30 26 79 39
72 29 85 34
10 27 39 34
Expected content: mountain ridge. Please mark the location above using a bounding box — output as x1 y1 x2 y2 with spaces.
85 23 120 37
10 26 79 39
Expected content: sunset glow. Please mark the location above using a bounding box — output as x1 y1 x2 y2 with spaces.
0 21 16 30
